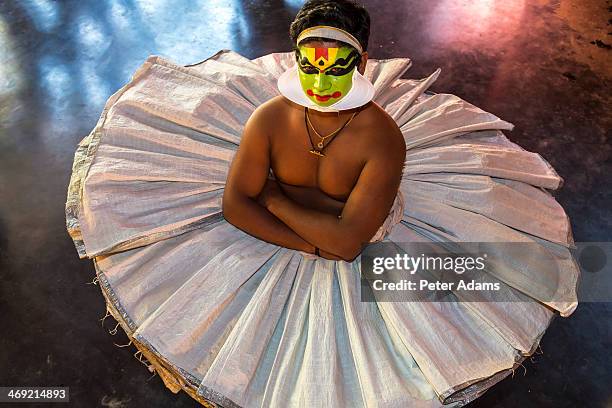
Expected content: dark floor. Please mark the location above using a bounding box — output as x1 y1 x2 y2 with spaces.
0 0 611 407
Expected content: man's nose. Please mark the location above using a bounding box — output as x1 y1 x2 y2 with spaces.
313 72 330 91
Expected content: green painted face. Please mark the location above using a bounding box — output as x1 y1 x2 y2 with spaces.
296 44 361 107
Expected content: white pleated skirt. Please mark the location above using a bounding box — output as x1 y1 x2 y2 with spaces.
65 49 579 407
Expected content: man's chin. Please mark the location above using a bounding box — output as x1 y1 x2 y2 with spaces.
309 97 343 107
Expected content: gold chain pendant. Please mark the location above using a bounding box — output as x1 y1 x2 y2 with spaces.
317 141 324 148
309 149 325 157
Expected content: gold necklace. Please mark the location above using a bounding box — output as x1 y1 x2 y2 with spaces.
306 108 358 149
304 107 362 157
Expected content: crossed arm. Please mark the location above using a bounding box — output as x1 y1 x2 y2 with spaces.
222 105 406 261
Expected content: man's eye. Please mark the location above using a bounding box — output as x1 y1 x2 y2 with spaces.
326 68 345 76
299 65 319 74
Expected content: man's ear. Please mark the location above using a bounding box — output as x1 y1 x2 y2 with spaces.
358 51 368 75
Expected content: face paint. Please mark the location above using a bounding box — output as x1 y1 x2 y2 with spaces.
295 44 362 107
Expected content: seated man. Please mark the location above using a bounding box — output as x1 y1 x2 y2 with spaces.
222 1 405 261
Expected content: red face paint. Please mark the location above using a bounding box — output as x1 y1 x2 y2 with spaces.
314 47 329 63
306 89 343 101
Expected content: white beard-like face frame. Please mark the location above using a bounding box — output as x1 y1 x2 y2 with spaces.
277 62 375 112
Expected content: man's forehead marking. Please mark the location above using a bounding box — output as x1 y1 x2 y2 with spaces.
301 46 340 59
300 46 340 70
313 47 334 61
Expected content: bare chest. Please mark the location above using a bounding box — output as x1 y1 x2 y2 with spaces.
269 119 368 201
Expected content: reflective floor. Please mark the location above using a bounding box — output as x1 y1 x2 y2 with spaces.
0 0 610 407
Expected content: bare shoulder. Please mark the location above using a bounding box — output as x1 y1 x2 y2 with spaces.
248 95 293 127
357 102 406 159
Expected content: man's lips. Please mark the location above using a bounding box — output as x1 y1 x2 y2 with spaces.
307 90 342 102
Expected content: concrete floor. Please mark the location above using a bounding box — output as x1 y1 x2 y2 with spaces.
0 0 610 407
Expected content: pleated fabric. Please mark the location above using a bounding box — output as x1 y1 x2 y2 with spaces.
65 50 579 407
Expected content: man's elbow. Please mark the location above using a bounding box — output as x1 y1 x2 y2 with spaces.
221 192 238 224
336 240 364 262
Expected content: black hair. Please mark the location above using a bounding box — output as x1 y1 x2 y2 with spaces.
289 0 371 53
